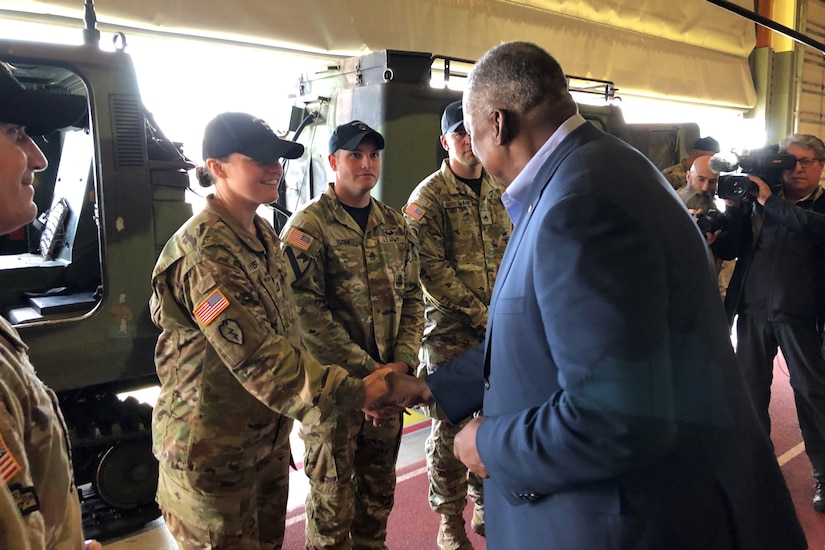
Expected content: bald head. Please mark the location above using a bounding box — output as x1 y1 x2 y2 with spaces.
462 42 578 185
687 156 719 196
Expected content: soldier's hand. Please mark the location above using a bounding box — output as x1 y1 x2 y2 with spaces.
364 409 393 427
85 540 103 550
383 361 413 375
362 368 392 411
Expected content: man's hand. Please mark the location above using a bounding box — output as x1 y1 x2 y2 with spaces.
705 229 721 246
361 368 403 425
369 371 434 410
454 416 488 478
748 174 772 206
687 208 721 246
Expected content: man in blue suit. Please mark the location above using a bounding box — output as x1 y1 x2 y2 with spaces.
377 42 805 549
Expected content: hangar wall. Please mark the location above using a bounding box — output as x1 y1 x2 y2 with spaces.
795 0 825 138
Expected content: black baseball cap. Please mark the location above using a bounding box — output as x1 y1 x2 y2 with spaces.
202 112 304 162
441 100 464 135
692 136 720 153
328 120 385 154
0 63 87 135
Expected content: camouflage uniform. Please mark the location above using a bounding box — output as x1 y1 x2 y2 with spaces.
403 160 511 544
0 316 85 549
280 183 423 549
150 196 364 550
662 160 688 191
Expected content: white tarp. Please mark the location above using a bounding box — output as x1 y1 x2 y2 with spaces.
0 0 758 108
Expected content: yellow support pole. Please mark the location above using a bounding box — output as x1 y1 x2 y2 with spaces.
771 0 798 52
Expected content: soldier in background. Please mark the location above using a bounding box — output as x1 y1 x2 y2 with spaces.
280 120 424 549
150 112 392 549
662 136 720 191
0 65 101 549
403 100 511 549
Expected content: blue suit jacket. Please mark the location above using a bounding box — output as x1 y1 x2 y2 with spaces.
428 123 805 549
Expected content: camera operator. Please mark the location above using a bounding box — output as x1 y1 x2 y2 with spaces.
678 156 738 297
714 133 825 512
681 156 722 237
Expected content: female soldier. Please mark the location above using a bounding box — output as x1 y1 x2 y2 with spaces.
150 112 389 549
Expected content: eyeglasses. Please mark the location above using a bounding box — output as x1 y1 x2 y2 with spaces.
795 157 821 168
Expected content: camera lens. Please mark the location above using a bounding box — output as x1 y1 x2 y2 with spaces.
717 174 751 201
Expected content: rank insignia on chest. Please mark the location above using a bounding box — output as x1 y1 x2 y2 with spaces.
285 227 314 251
193 289 230 326
0 433 20 483
404 202 425 221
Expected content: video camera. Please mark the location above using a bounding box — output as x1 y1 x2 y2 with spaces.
709 145 797 201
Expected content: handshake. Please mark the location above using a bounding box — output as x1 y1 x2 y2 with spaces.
359 362 489 478
360 367 434 421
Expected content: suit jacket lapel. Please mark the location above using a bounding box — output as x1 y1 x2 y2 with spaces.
494 123 603 296
483 122 603 378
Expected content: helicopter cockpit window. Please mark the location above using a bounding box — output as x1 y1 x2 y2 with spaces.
0 61 98 326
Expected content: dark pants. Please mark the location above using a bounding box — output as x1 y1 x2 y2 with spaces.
736 313 825 479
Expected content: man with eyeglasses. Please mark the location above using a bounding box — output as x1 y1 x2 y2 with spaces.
714 133 825 512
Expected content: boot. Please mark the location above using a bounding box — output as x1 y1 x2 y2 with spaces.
470 504 485 537
437 514 473 550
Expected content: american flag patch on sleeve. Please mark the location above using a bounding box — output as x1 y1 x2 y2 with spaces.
193 289 230 326
404 202 425 221
0 434 20 483
285 227 314 251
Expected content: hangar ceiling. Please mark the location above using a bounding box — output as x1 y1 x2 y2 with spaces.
2 0 758 108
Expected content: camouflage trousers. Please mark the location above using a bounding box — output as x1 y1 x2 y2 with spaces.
425 415 484 516
158 418 292 550
301 408 402 549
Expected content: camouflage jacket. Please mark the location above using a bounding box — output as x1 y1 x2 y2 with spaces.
280 184 424 377
404 160 512 366
0 316 84 549
662 160 688 191
150 196 364 483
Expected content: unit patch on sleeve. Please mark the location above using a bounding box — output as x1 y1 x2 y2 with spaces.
404 202 425 221
218 319 244 345
193 289 230 327
8 484 39 516
285 227 314 251
0 434 20 483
